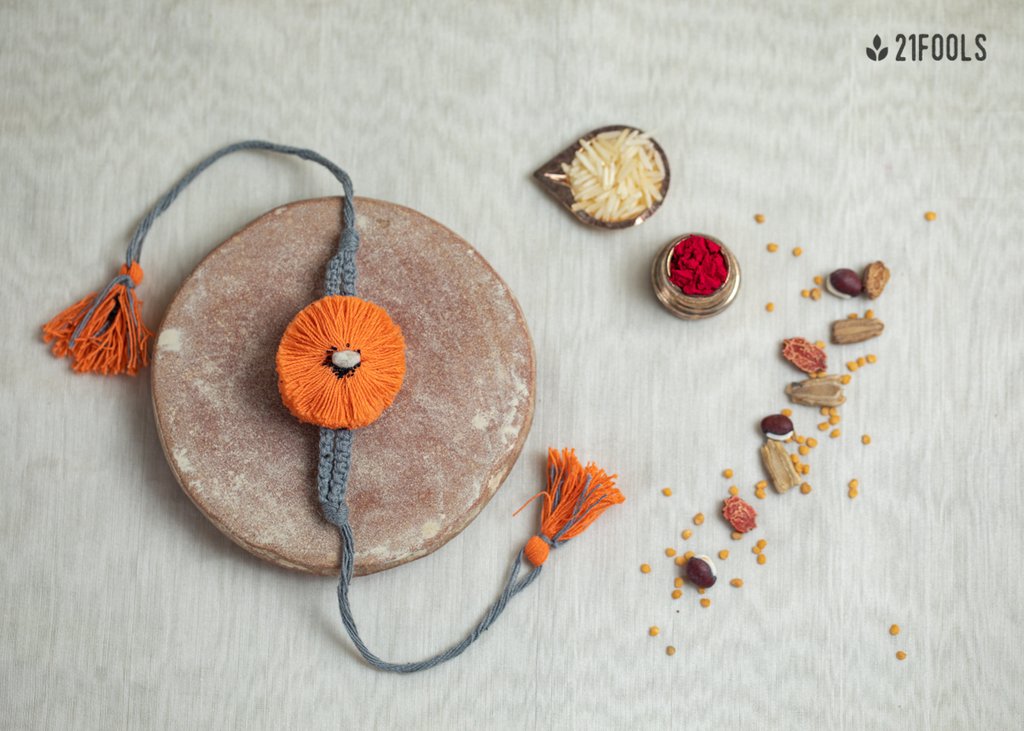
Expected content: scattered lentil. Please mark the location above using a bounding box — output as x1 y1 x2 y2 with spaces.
682 529 693 540
811 288 822 300
723 469 734 479
829 415 841 426
866 354 877 363
731 531 743 540
848 313 859 320
684 551 695 561
818 422 829 431
666 645 677 656
924 211 937 221
865 309 875 319
729 485 739 496
641 563 652 574
840 374 852 384
665 548 677 557
765 302 775 312
700 598 711 608
800 482 812 494
672 589 682 599
754 214 766 223
861 434 871 445
781 409 792 417
856 356 866 367
661 487 672 496
674 556 685 566
801 289 810 298
830 429 841 439
674 577 684 588
806 437 818 448
813 275 824 286
890 624 900 636
693 513 705 526
718 550 730 560
799 445 810 456
767 242 778 252
756 480 768 489
896 651 907 661
756 539 767 549
649 626 660 637
730 578 744 588
757 554 767 565
792 247 803 257
849 479 859 489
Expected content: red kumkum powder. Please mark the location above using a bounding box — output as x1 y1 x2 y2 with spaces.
668 235 729 296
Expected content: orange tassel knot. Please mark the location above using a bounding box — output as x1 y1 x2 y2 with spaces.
520 448 625 567
42 262 153 376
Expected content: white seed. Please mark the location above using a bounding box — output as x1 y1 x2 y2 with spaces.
331 350 360 369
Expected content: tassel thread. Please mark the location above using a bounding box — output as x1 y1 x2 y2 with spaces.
523 448 624 567
42 262 152 375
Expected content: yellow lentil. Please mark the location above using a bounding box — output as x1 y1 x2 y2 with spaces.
700 598 711 608
828 407 839 416
861 434 871 445
697 587 705 595
815 340 826 350
896 651 907 661
818 422 830 431
674 577 684 588
682 529 693 540
848 487 858 499
674 556 685 566
756 539 767 549
754 488 766 500
641 563 652 574
799 445 810 456
820 406 830 416
723 469 734 479
924 210 937 221
800 463 810 475
792 247 803 257
766 242 778 252
830 429 841 439
752 546 762 555
849 479 859 489
781 408 792 417
890 624 900 636
840 374 852 384
665 548 677 557
730 578 744 588
829 414 841 426
672 589 682 599
806 437 818 448
801 289 809 298
813 275 824 286
848 312 859 320
811 288 821 300
693 513 705 526
846 362 858 372
795 434 806 444
865 309 875 319
790 453 800 464
757 554 767 565
684 551 695 560
856 356 866 367
729 485 739 496
718 550 730 560
731 531 743 540
666 645 677 656
754 214 766 223
756 480 767 489
649 626 660 637
661 487 672 496
800 482 812 494
866 354 877 363
765 302 775 312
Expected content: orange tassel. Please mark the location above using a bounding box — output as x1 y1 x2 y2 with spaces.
522 448 624 567
42 262 153 376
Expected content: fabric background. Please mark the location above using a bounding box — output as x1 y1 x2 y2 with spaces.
2 1 1022 729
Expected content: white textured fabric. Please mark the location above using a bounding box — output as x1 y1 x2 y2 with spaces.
2 1 1023 728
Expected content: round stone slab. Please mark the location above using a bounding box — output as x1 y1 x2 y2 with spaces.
152 197 535 576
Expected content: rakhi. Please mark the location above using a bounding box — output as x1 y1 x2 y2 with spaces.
43 140 624 673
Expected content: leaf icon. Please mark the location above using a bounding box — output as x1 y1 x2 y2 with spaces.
873 34 882 50
877 46 888 61
866 46 877 61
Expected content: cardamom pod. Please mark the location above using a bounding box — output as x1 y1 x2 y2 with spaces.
784 375 846 407
759 439 801 493
831 317 884 344
863 260 890 299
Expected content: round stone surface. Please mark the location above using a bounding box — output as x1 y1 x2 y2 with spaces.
152 197 535 575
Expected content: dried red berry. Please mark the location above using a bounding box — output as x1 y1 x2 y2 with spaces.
760 414 794 440
782 337 827 374
826 268 862 298
722 496 758 533
685 555 717 588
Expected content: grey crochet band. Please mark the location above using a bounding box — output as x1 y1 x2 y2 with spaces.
120 141 549 674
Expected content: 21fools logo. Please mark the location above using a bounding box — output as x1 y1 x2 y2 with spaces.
866 33 987 62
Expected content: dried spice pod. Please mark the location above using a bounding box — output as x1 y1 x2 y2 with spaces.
760 439 801 493
831 317 885 344
863 261 890 299
782 337 827 374
785 375 846 407
722 496 757 533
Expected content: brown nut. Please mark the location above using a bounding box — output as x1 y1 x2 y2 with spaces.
826 268 862 298
760 414 795 440
685 555 717 588
862 261 890 299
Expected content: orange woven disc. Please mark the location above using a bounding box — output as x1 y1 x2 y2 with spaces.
276 295 406 429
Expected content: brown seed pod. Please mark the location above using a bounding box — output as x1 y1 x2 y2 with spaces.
862 261 890 299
